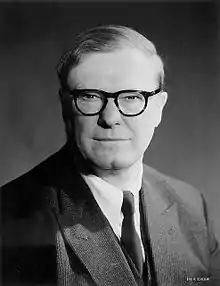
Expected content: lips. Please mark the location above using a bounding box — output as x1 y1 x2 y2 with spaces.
94 138 130 141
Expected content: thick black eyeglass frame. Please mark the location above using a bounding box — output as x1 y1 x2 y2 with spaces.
68 88 162 117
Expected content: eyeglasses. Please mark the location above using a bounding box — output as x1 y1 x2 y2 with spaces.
68 88 162 117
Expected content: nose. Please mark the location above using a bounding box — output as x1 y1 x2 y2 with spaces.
98 98 122 127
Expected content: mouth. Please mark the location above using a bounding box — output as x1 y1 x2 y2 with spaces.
94 138 130 142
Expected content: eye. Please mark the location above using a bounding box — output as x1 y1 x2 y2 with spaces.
127 95 142 100
79 93 101 101
120 93 144 101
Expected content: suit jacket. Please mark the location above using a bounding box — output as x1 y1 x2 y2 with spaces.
1 144 220 286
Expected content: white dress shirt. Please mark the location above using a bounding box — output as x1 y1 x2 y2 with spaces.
81 159 145 260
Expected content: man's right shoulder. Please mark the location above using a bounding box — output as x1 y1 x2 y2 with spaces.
1 150 57 192
1 144 73 217
1 144 70 190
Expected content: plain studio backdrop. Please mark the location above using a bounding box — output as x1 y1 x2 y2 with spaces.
0 1 219 239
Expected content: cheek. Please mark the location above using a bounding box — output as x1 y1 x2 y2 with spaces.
129 114 156 150
73 116 96 146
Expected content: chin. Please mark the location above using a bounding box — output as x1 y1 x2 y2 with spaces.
89 153 138 170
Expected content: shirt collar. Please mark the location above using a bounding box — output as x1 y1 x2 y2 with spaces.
81 158 143 209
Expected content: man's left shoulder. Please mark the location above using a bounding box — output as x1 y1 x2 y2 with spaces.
142 164 204 213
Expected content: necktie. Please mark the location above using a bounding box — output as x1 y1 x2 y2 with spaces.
121 191 143 275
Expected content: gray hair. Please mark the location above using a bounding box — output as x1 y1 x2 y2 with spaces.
56 24 164 90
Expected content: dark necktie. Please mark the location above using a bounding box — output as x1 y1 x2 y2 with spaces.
121 191 143 275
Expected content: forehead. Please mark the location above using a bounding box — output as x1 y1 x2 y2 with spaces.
67 47 160 91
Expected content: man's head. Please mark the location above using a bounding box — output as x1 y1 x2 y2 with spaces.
56 25 167 171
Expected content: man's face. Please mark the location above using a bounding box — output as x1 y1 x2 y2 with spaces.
66 47 167 170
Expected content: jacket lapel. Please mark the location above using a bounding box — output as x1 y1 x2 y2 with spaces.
50 173 139 286
141 170 209 285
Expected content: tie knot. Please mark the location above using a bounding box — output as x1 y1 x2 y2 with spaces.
121 191 135 216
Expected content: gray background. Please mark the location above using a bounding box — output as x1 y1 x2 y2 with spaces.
0 1 219 238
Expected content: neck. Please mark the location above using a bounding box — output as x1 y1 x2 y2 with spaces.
93 157 143 189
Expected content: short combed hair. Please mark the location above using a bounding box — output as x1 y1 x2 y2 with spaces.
56 24 164 90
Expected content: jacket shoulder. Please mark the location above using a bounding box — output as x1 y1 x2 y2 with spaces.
1 146 67 221
142 164 204 215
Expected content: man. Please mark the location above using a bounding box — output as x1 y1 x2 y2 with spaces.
1 25 220 286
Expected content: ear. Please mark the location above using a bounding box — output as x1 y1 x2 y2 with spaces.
59 88 73 122
59 88 68 102
153 91 168 127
